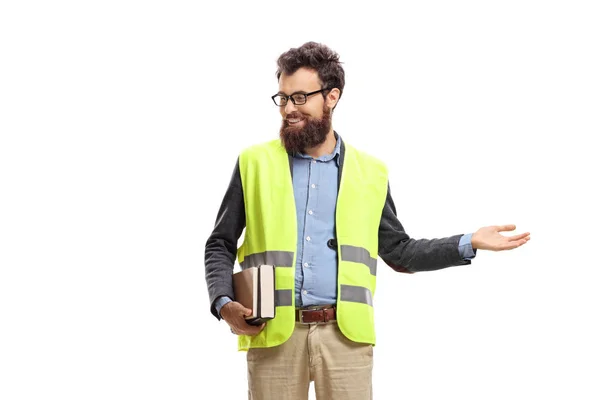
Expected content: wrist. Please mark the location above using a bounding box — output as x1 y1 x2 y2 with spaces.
471 233 480 250
215 296 233 318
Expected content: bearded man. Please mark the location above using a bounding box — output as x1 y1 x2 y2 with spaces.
204 41 530 400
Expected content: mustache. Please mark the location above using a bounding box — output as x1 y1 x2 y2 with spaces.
285 112 307 120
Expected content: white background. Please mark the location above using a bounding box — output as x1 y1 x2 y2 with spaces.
1 1 599 399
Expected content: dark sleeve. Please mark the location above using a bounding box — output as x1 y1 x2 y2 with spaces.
204 158 246 320
378 183 471 273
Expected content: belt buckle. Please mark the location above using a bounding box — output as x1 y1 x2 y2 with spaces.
298 309 311 324
299 308 327 324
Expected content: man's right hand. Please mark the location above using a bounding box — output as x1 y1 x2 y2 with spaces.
220 301 265 336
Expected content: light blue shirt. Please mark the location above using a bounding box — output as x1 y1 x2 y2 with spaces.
215 136 476 315
291 136 342 307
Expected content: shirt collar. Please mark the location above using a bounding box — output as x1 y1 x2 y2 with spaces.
293 131 341 166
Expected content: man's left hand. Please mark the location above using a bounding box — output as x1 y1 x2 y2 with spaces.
472 224 530 251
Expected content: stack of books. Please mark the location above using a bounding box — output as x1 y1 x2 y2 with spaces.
232 265 275 326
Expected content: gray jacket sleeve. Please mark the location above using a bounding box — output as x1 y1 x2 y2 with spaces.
204 158 245 320
378 183 471 273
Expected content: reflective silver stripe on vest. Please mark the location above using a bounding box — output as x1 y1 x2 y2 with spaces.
340 284 373 306
274 289 293 307
240 251 294 269
340 245 377 276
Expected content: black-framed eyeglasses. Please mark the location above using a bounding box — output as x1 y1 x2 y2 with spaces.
271 88 330 107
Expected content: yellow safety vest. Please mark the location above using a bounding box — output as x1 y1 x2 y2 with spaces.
236 139 388 350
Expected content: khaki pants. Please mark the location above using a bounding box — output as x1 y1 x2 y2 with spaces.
247 321 373 400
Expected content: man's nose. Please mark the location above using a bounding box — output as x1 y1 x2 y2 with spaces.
284 99 298 115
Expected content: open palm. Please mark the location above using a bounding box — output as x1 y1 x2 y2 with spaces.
472 224 530 251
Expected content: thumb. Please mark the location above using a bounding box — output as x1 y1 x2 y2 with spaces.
497 224 516 232
240 306 253 317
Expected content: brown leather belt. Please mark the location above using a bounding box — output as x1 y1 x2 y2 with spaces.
295 306 336 324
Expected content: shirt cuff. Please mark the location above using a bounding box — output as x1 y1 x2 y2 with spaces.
214 296 233 318
458 233 477 260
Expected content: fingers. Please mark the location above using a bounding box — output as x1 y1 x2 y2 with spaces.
507 232 530 241
222 302 263 335
500 236 529 250
224 303 264 336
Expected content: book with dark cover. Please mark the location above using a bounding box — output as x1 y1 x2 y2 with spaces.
232 265 275 326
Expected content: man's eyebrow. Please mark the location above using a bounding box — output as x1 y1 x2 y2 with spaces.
276 90 308 95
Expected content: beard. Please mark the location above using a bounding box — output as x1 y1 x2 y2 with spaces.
279 104 332 154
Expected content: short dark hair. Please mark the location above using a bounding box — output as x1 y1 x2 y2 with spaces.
276 42 345 105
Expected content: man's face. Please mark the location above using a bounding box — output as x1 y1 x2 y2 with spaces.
277 68 336 154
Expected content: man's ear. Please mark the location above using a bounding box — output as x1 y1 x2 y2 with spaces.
327 88 341 109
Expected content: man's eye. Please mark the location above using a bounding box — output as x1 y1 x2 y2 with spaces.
292 94 306 103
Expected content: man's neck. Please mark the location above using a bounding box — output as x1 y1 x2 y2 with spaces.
304 129 336 159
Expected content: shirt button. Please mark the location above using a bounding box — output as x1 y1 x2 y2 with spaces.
311 184 316 189
303 262 309 267
303 290 308 294
306 236 311 241
308 210 313 215
312 160 316 164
